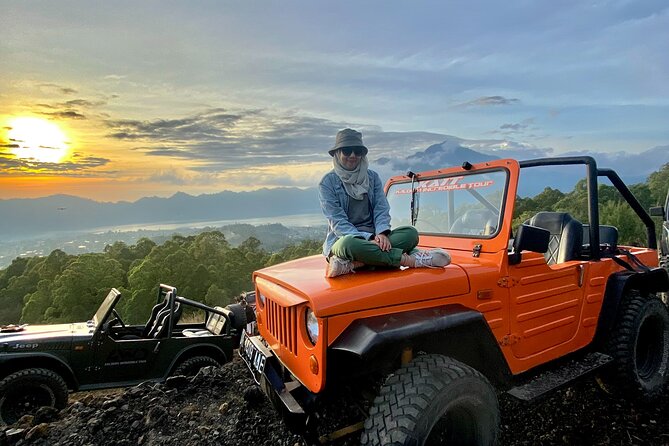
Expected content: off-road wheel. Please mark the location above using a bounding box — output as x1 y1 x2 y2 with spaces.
0 368 68 425
361 354 499 446
172 356 221 376
606 290 669 401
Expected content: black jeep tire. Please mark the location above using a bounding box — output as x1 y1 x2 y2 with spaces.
361 354 499 446
606 290 669 401
0 368 68 425
172 356 220 376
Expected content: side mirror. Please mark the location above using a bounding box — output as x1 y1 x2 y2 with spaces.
649 206 665 217
509 224 550 265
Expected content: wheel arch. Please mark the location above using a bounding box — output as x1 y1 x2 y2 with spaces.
328 304 512 388
594 268 669 347
0 354 78 390
165 343 229 377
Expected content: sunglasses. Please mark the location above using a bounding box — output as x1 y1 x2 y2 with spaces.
340 147 365 157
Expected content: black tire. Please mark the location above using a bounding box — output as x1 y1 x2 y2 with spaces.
0 368 68 425
172 356 221 376
606 290 669 401
361 354 499 446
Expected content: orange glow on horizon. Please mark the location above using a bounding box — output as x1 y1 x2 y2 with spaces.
0 176 142 202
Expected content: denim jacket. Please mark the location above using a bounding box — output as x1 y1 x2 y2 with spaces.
318 169 392 256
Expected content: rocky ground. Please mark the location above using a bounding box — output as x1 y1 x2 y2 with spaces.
1 356 668 446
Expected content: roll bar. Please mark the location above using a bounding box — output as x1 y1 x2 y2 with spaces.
519 156 656 260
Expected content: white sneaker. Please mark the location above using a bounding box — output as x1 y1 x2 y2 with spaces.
326 256 355 278
411 249 451 268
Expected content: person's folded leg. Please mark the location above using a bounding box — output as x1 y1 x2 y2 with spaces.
330 235 403 267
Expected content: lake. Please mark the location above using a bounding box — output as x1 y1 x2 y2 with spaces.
92 212 326 234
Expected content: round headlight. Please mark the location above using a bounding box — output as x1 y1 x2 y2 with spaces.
306 308 319 345
258 292 266 308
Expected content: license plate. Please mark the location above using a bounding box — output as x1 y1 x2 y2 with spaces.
239 330 268 382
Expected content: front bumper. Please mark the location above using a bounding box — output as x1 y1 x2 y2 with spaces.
239 330 306 414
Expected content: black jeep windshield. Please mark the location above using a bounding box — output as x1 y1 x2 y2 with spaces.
386 169 507 238
93 289 120 327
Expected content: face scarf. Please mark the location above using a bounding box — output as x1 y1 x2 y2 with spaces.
333 155 369 200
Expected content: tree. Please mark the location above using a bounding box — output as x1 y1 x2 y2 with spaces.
21 280 55 324
648 163 669 206
0 250 76 324
600 201 647 246
45 254 126 323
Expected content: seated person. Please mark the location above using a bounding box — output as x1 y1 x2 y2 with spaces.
319 129 451 278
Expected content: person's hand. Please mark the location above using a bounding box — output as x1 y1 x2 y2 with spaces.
373 233 391 251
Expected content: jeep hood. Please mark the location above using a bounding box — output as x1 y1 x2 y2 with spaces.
0 323 90 344
254 255 470 317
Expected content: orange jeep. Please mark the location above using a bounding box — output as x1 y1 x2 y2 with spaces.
240 157 669 446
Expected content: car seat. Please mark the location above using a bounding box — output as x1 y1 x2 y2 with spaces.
147 303 182 338
582 224 619 255
142 295 170 337
526 212 583 264
183 307 227 337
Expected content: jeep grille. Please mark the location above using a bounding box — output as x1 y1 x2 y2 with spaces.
265 298 298 356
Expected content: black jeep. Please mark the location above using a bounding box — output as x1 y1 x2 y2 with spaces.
650 188 669 270
0 284 248 425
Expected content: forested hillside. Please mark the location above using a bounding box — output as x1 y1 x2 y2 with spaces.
0 163 666 326
0 232 321 325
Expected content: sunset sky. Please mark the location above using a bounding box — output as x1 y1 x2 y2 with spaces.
1 1 668 202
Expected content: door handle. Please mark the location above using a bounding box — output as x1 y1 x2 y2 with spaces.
577 264 585 287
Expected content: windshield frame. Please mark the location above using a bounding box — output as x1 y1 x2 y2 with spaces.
93 288 121 328
386 166 510 240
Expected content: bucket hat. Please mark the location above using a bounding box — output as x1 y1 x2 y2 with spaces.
328 128 368 156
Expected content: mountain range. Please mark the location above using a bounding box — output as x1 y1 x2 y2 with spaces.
2 138 667 241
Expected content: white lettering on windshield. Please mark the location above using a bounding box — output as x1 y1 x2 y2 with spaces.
394 179 494 194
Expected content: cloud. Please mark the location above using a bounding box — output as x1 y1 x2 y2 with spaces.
33 97 108 121
38 83 77 95
500 123 527 131
456 96 521 108
39 110 87 120
562 145 669 182
144 169 221 186
104 108 452 173
106 109 246 141
63 99 106 108
0 150 110 175
105 108 344 169
490 118 537 136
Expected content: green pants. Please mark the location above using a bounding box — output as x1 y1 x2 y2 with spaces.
330 226 419 267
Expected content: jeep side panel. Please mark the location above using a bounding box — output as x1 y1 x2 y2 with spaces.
0 353 79 389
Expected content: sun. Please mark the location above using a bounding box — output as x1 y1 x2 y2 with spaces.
7 117 70 163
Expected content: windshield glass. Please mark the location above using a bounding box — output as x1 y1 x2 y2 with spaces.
93 289 120 327
387 169 507 238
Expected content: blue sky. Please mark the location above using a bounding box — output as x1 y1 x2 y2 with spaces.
1 0 668 201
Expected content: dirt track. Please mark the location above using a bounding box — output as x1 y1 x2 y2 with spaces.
3 356 668 446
